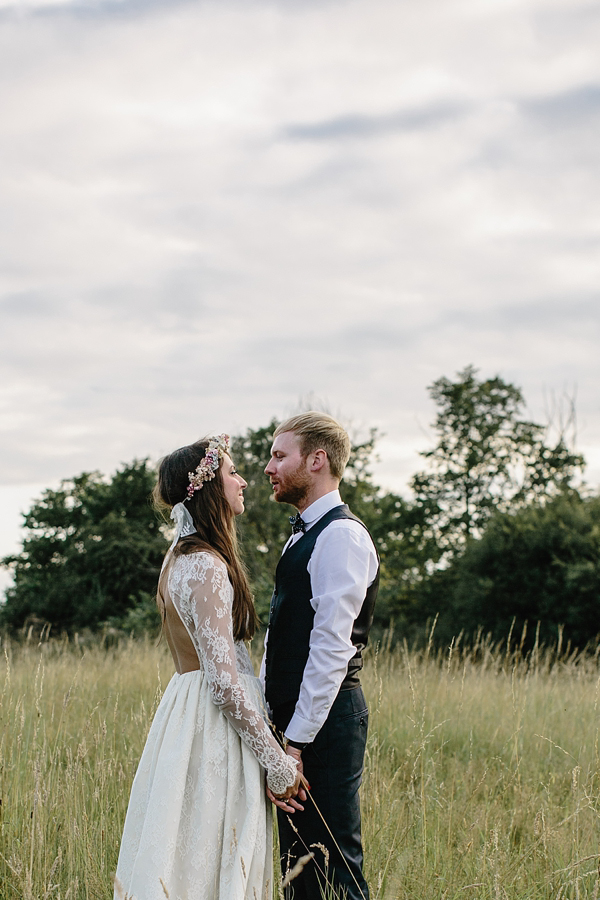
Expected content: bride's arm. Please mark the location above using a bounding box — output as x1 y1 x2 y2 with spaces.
173 552 299 797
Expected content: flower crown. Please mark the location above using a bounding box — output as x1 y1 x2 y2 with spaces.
186 434 230 500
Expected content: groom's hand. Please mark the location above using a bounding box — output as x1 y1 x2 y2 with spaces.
268 786 304 813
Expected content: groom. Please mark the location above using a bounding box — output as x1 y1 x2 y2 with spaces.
261 412 379 900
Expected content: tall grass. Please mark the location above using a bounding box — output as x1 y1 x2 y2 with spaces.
361 630 600 899
0 630 598 899
0 635 171 900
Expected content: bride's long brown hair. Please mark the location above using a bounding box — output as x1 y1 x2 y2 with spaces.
153 439 257 642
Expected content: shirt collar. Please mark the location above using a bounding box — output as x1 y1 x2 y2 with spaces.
301 489 343 528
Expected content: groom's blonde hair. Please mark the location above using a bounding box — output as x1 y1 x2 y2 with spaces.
274 412 351 480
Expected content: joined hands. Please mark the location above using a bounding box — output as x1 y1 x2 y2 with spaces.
268 746 309 813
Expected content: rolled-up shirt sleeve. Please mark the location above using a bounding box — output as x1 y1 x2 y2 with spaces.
284 520 378 745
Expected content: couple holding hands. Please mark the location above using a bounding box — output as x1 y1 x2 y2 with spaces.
114 413 379 900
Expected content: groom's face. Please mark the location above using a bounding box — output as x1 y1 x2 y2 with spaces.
265 431 312 508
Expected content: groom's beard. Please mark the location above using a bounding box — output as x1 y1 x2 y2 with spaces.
273 463 312 508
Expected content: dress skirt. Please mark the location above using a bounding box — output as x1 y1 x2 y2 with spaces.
114 670 273 900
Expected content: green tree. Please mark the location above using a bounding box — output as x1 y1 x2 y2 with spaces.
231 422 292 622
2 426 416 637
441 492 600 649
0 460 167 634
411 366 584 555
335 430 436 634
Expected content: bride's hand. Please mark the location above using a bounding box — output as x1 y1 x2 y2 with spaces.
268 770 309 813
286 746 309 803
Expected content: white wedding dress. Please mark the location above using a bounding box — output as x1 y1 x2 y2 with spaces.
113 550 297 900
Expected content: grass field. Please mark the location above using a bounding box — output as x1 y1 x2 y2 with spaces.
0 630 599 899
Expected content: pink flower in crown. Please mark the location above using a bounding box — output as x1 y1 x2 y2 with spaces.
185 434 230 500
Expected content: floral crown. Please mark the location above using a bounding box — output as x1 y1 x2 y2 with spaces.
186 434 230 500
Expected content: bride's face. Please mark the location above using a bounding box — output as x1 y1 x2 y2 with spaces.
220 454 247 516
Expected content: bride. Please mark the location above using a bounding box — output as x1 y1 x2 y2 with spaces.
113 435 303 900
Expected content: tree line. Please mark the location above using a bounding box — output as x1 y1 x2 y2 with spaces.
2 366 598 649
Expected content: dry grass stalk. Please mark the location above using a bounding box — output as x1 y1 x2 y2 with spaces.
282 852 315 887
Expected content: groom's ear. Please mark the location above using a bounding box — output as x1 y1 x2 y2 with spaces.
309 449 328 473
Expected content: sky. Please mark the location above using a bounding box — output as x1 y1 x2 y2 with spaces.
1 0 599 594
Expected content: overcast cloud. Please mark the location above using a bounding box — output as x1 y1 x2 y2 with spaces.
1 0 599 589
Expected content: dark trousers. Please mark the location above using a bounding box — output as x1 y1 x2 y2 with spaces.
273 686 369 900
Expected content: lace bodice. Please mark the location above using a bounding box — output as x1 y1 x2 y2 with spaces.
165 551 297 795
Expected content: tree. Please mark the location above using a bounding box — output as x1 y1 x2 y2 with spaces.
0 460 167 634
410 366 584 555
231 422 292 622
5 373 588 644
441 492 600 649
2 424 415 636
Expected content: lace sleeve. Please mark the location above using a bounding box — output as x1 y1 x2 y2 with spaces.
169 552 298 795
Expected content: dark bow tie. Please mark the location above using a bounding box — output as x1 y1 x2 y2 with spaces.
290 513 306 534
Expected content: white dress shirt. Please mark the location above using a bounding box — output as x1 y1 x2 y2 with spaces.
259 489 378 745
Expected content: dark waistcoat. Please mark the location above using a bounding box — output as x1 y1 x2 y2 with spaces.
264 504 380 711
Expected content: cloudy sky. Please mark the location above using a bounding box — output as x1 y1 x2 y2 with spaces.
1 0 599 592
